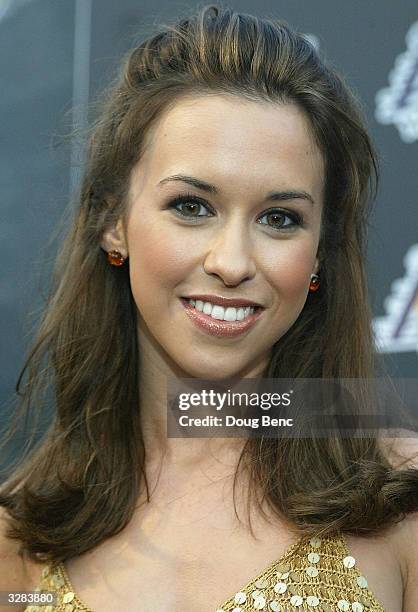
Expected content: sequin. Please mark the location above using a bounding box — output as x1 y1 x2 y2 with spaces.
289 571 300 582
53 574 65 588
255 578 269 589
305 566 319 578
352 603 364 612
307 552 320 564
343 555 356 569
234 592 247 604
288 584 300 596
277 562 290 573
290 594 303 606
306 595 320 607
252 591 262 599
356 575 368 588
305 565 319 578
309 537 322 548
273 582 287 594
62 592 75 604
269 600 281 611
276 571 290 579
41 567 50 578
360 595 372 607
64 606 75 612
253 594 266 609
232 608 242 612
321 604 333 612
337 600 350 611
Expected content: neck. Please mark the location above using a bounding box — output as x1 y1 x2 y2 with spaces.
137 318 249 469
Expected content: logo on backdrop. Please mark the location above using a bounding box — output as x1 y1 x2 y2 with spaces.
375 21 418 143
0 0 34 24
373 244 418 355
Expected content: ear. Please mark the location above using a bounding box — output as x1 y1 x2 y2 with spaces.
100 217 128 258
313 255 320 275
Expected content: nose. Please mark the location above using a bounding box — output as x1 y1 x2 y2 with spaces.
203 220 257 286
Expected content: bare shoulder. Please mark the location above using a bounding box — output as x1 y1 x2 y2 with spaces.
379 430 418 609
379 427 418 469
0 506 46 603
390 510 418 612
0 506 26 591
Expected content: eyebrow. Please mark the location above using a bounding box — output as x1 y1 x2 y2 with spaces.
157 174 315 205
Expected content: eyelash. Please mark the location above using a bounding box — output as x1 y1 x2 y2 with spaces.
167 193 303 232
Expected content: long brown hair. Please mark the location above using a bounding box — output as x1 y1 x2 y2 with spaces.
1 3 417 564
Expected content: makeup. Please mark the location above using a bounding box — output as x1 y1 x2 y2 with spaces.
180 298 264 337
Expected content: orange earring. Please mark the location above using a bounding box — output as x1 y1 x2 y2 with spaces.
107 250 126 266
309 273 320 292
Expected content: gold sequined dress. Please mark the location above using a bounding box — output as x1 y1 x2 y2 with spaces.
25 533 386 611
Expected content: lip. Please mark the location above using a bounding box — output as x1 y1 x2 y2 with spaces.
180 297 264 338
183 294 263 308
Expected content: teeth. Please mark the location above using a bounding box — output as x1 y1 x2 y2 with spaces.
212 305 227 320
236 308 246 321
188 299 254 321
203 302 212 315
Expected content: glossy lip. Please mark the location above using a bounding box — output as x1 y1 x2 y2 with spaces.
183 294 263 308
180 297 264 338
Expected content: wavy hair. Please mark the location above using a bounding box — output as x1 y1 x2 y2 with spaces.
1 3 417 564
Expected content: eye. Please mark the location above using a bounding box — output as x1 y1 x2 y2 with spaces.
167 193 303 232
257 208 302 231
167 193 213 218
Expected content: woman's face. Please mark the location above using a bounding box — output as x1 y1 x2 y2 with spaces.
103 95 324 379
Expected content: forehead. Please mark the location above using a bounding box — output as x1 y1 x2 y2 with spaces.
135 94 324 201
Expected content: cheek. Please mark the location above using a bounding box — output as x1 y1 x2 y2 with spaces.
127 218 192 309
262 239 317 299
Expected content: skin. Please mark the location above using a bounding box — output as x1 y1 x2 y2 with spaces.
101 94 323 465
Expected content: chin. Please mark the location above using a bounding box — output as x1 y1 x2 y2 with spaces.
173 357 262 381
178 365 241 380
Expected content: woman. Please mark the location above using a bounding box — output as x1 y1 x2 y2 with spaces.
0 4 417 611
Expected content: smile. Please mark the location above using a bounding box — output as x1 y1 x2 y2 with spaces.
187 298 255 321
180 298 264 338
